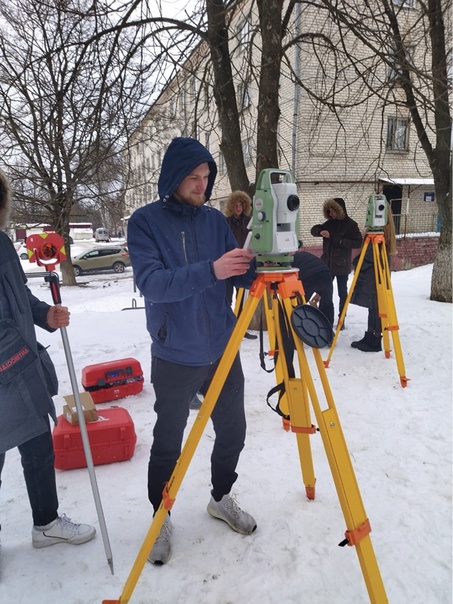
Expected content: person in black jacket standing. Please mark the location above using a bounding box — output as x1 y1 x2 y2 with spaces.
311 197 362 329
0 169 96 551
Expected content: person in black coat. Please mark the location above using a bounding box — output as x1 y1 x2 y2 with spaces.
0 169 96 551
291 245 334 328
311 197 362 328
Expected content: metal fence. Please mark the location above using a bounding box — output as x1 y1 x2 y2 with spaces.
392 211 440 237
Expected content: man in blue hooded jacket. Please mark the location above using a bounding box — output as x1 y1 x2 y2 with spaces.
127 137 257 565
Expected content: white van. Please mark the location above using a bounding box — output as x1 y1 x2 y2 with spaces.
95 227 109 242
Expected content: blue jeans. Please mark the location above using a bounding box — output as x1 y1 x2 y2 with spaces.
148 354 246 511
0 416 58 527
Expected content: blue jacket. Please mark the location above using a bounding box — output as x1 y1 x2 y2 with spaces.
127 137 254 366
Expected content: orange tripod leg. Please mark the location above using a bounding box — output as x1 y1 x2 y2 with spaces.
294 330 388 603
372 238 409 387
274 292 316 500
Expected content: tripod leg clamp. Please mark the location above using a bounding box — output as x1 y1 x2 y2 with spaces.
339 518 371 547
291 424 317 435
162 484 175 511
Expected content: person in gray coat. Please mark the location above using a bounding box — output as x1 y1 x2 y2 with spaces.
0 169 96 550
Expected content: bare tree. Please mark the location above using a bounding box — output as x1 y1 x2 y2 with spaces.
0 0 152 284
74 0 451 300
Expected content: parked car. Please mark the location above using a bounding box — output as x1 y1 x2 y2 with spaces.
71 246 130 276
95 227 110 242
15 241 29 260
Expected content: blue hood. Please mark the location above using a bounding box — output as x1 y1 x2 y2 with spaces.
158 137 218 202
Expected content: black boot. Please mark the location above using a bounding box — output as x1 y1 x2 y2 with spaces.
357 333 382 352
351 331 371 349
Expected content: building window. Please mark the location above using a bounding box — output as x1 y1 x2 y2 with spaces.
242 138 253 166
386 117 409 152
238 82 251 111
236 19 250 55
388 45 414 83
218 152 226 175
179 86 186 114
170 97 177 118
392 0 415 7
192 76 198 97
448 49 452 88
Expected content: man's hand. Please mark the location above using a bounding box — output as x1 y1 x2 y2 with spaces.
320 230 330 238
213 248 254 280
47 305 70 329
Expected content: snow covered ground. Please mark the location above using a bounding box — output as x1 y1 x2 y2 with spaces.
0 260 451 604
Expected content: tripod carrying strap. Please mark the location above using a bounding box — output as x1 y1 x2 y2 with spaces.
266 382 290 420
262 297 296 421
259 308 274 373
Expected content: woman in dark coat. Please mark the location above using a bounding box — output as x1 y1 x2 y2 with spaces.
0 169 95 550
350 202 397 352
311 197 362 327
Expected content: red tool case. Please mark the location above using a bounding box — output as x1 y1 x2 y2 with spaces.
53 407 137 470
81 357 144 404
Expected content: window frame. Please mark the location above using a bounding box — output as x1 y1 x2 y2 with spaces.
386 116 410 152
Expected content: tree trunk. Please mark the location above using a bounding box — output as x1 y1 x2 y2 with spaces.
429 146 451 302
256 0 284 175
427 0 452 302
60 258 78 287
206 0 252 195
431 238 452 302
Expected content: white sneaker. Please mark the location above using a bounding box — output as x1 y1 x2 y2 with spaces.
32 514 96 548
148 515 173 565
207 494 257 535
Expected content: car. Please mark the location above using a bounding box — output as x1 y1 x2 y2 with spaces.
15 241 29 260
95 227 110 242
71 246 130 276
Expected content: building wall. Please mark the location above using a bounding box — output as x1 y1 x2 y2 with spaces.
391 235 440 271
306 234 439 271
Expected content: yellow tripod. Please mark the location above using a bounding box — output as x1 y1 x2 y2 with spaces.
324 232 409 388
103 270 387 604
